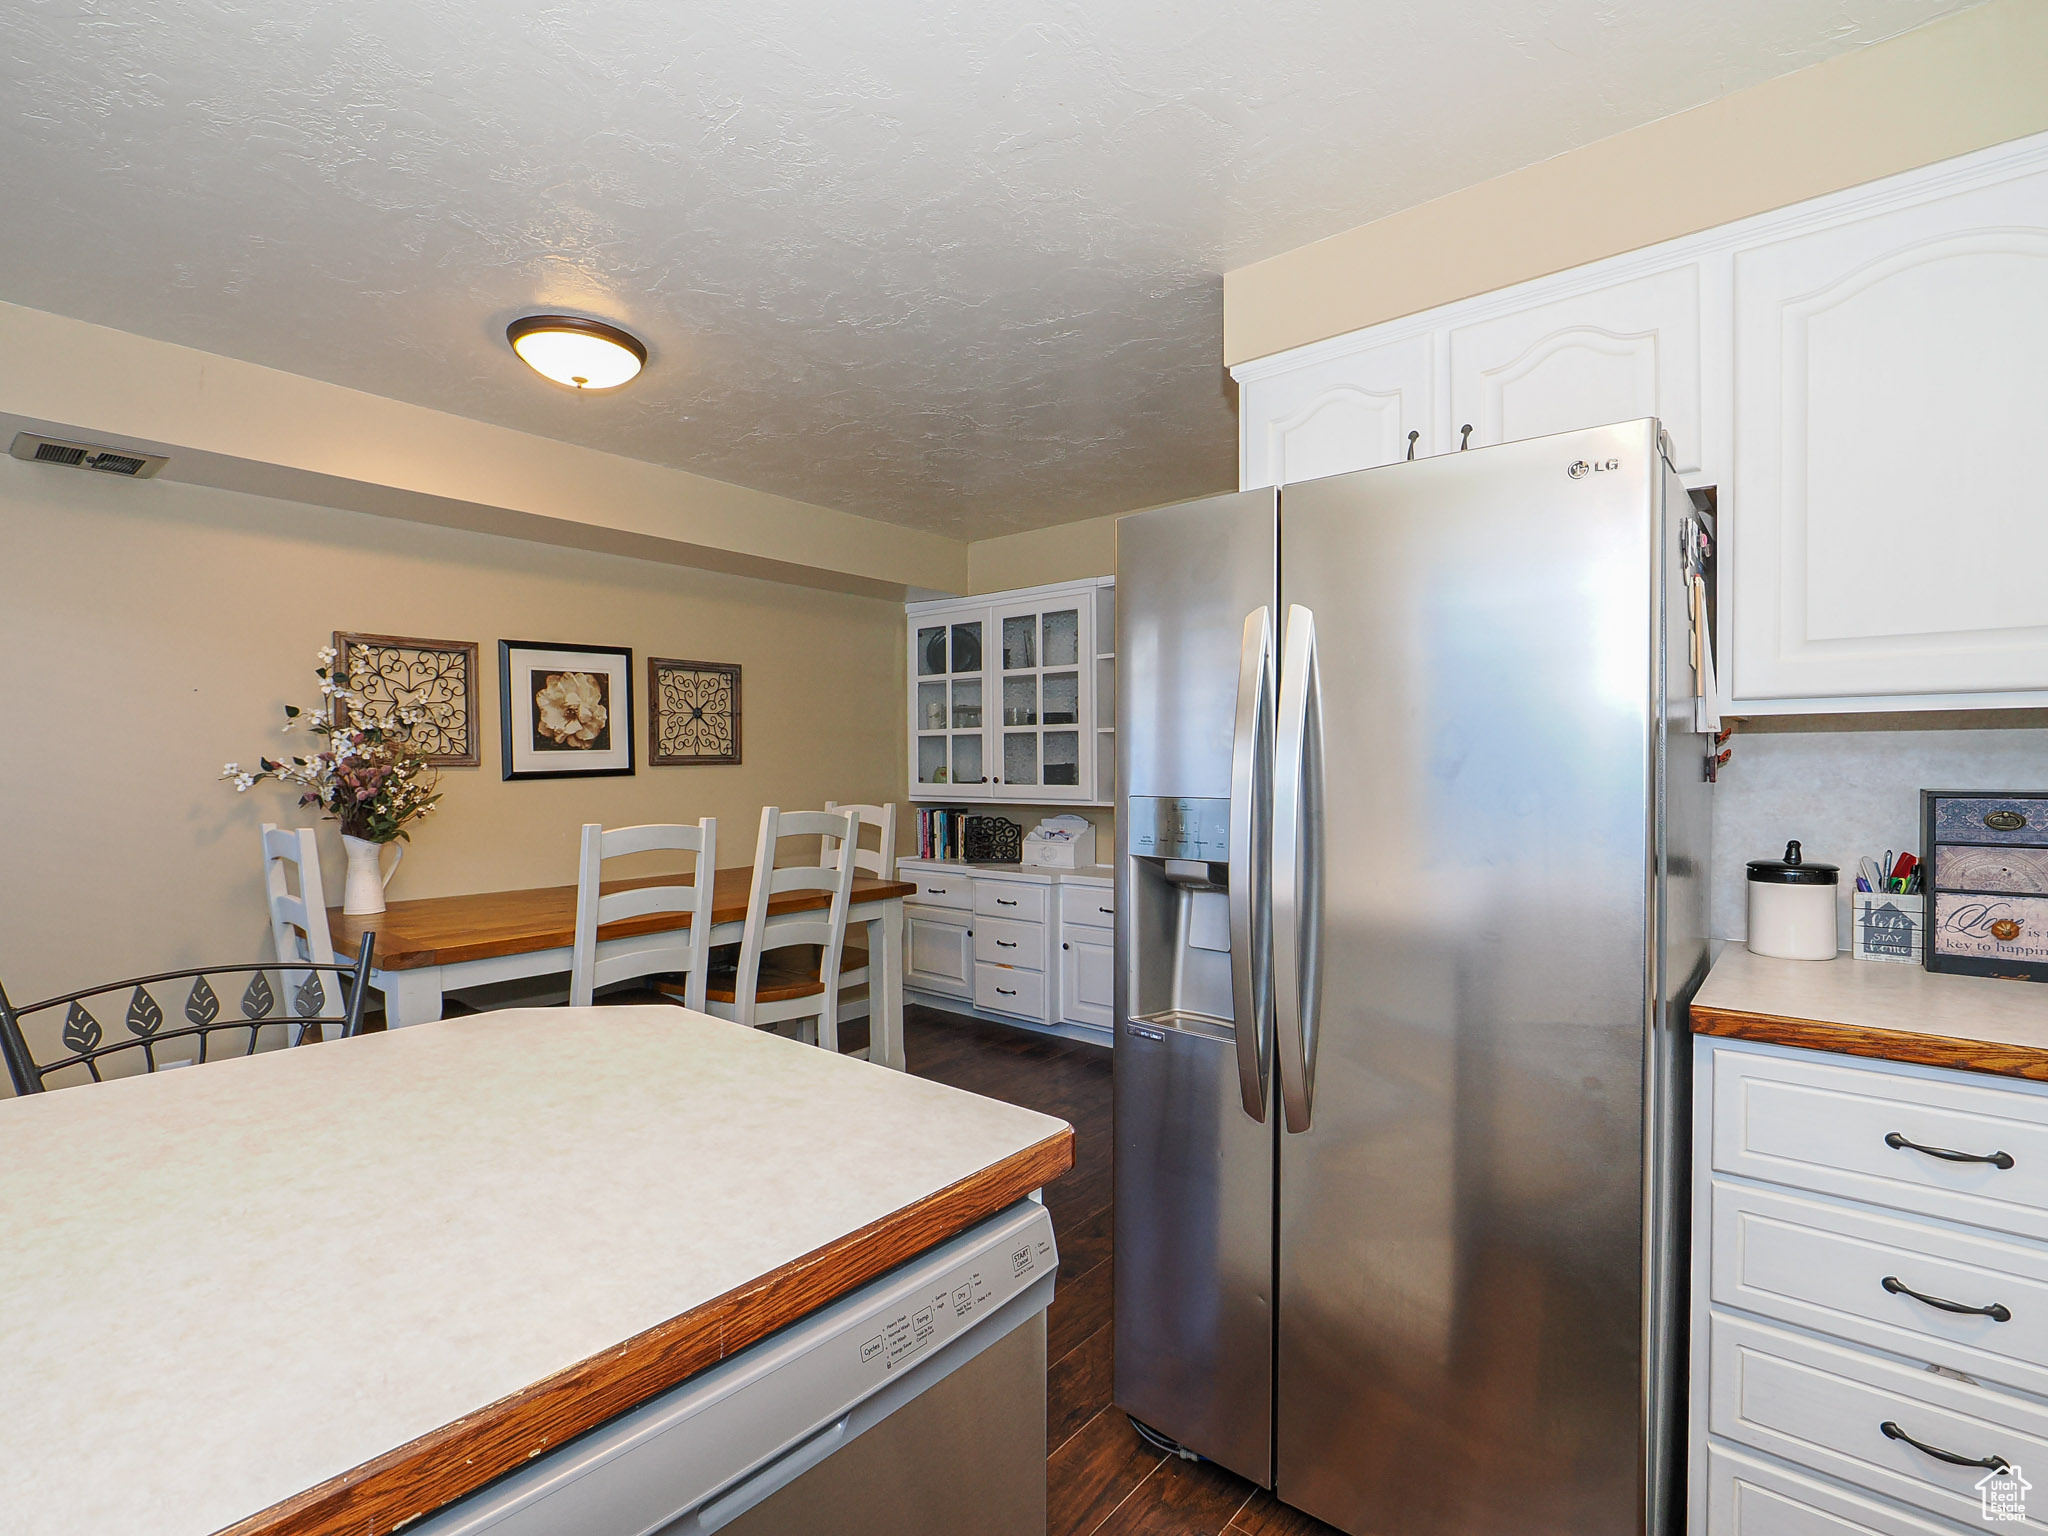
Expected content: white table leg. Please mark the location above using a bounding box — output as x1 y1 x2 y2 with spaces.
377 967 445 1028
872 899 906 1071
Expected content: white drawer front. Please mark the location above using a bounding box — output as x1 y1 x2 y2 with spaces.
1706 1444 1971 1536
974 962 1044 1021
1711 1312 2048 1530
974 915 1045 971
1059 884 1116 930
975 881 1046 923
1713 1047 2048 1240
1714 1182 2048 1398
903 872 972 910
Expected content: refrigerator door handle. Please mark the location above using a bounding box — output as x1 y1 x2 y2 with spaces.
1228 605 1275 1122
1272 603 1324 1134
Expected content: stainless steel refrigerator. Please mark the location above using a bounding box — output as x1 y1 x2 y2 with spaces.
1112 420 1712 1536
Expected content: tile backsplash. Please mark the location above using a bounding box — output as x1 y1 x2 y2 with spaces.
1710 713 2048 949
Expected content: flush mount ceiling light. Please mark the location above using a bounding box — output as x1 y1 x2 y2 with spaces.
506 314 647 391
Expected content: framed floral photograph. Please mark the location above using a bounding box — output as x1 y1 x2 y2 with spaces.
498 640 634 780
648 657 742 766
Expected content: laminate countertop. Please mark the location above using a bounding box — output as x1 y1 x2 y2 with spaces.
898 858 1114 885
1690 947 2048 1081
0 1008 1073 1536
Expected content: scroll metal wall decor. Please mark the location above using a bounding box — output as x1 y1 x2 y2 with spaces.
648 658 741 766
333 632 481 767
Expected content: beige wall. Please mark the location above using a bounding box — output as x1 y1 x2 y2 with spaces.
1224 0 2048 364
965 514 1119 594
0 457 906 1006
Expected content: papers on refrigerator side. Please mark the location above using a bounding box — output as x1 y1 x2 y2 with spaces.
1682 513 1721 735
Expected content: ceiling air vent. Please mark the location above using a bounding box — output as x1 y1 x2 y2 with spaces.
8 432 167 479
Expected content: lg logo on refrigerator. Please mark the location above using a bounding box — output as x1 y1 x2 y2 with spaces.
1567 458 1622 479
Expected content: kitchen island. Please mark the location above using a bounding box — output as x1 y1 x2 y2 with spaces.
0 1007 1072 1536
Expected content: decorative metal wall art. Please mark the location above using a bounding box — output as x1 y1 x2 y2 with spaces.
333 632 480 766
648 657 742 766
498 640 635 780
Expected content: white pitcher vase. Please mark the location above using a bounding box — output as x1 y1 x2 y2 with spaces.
341 835 403 916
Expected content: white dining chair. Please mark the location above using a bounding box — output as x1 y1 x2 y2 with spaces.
821 801 897 878
261 824 335 965
696 807 859 1049
260 823 348 1043
821 801 896 1010
570 820 719 1009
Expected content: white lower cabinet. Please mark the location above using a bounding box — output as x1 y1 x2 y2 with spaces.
904 906 972 999
1059 928 1113 1031
974 962 1044 1021
1708 1445 1968 1536
900 860 1114 1039
1710 1313 2048 1530
1695 1037 2048 1535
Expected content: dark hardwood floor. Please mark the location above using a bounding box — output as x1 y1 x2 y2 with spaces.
897 1003 1344 1536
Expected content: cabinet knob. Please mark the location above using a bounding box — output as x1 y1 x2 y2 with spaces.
1062 942 1069 950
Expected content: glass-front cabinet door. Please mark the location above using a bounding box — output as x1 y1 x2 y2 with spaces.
991 596 1093 801
912 610 993 799
909 580 1111 805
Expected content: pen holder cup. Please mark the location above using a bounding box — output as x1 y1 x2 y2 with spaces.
1852 892 1925 965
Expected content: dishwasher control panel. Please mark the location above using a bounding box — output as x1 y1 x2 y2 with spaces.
859 1213 1055 1377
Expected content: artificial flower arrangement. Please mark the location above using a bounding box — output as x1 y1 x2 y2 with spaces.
222 646 442 845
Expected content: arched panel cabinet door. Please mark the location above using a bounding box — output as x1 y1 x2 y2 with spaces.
1448 264 1703 474
1237 332 1433 489
1729 156 2048 708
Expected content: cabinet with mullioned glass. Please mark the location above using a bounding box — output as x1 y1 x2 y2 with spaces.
907 578 1114 805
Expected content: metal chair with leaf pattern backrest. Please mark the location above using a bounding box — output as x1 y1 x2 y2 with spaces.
0 933 376 1096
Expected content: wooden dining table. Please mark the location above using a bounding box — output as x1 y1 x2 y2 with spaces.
328 866 917 1070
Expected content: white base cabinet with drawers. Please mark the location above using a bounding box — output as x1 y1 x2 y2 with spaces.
1692 1037 2048 1535
898 859 1114 1046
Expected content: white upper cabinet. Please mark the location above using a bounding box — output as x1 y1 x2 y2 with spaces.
909 579 1114 803
1729 156 2048 706
1239 332 1432 488
1232 129 2048 714
1448 264 1703 473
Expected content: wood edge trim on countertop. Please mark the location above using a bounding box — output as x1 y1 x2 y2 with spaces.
211 1125 1075 1536
1690 1002 2048 1083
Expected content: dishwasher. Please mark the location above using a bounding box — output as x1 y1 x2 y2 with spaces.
409 1199 1058 1536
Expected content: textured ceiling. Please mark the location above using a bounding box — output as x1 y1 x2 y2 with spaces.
0 0 1966 539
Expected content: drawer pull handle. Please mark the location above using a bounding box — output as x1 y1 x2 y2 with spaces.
996 987 1017 996
1098 906 1113 914
996 940 1017 948
1884 1131 2015 1169
1879 1420 2010 1472
1882 1275 2012 1322
997 898 1019 906
926 887 947 894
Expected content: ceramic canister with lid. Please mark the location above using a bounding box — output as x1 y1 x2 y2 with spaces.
1746 840 1839 961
